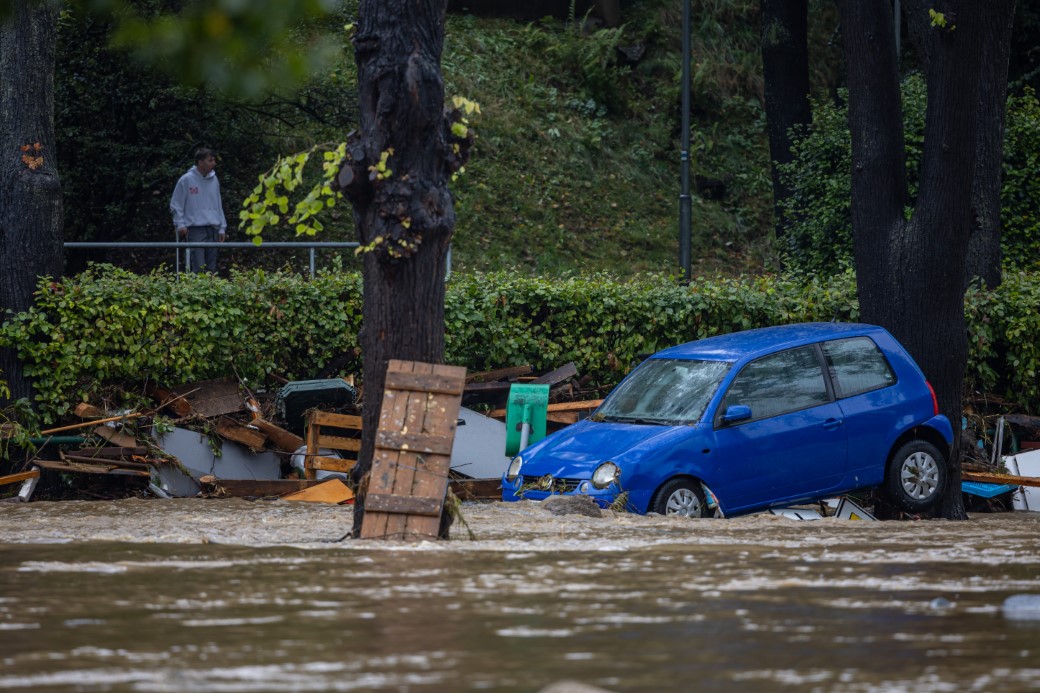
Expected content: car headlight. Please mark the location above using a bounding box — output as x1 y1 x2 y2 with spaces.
506 455 523 482
591 461 620 489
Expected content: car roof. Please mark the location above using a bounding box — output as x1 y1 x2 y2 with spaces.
652 322 888 363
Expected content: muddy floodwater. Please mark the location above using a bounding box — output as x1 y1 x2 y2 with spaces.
1 498 1039 692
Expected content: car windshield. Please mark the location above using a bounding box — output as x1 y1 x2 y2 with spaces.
594 358 730 425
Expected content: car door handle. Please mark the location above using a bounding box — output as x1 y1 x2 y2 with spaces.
822 418 844 430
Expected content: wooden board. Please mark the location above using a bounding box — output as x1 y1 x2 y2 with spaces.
282 478 355 504
962 470 1040 488
34 459 150 477
305 410 363 480
170 377 244 418
0 470 40 486
361 360 466 540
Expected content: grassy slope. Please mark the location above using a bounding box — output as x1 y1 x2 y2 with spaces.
437 0 841 277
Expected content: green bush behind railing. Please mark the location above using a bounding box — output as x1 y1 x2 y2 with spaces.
2 265 1038 424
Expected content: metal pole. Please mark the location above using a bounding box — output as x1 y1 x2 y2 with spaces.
309 248 315 279
679 0 692 281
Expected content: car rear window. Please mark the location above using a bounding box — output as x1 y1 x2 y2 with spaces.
721 345 829 422
822 337 896 398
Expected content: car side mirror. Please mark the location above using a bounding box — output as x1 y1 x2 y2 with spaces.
721 404 752 424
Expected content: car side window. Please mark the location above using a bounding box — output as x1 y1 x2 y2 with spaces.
720 346 830 423
822 337 896 398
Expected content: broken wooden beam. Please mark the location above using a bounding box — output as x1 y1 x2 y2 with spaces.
215 417 268 452
251 418 305 452
38 412 144 436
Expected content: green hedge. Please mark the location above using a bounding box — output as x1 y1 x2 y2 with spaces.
2 266 1039 424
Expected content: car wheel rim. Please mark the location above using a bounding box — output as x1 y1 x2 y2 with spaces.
665 488 702 517
900 451 940 500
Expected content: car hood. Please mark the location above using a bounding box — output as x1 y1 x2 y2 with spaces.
519 419 709 477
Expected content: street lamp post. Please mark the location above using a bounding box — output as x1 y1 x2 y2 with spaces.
679 0 692 281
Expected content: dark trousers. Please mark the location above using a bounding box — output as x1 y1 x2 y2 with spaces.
186 225 219 273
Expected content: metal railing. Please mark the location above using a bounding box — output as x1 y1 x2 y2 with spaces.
63 240 360 279
64 238 454 279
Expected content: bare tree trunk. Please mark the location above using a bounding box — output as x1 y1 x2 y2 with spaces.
337 0 471 537
838 0 1015 520
760 0 811 245
0 0 64 406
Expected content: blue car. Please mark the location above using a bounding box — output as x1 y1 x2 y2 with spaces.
501 323 953 518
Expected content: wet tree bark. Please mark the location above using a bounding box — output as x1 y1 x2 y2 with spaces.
901 0 1016 291
837 0 1015 520
759 0 810 246
337 1 471 538
0 0 64 406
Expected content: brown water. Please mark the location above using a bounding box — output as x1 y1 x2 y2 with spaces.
1 499 1039 692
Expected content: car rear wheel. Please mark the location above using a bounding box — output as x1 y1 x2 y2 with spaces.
651 479 707 517
882 440 947 513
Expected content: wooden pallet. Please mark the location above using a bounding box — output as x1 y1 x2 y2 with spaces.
360 360 467 540
304 411 362 479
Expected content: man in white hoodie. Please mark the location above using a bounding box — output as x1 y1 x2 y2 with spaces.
170 148 227 273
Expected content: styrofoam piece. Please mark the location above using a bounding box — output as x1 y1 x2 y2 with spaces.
1005 449 1040 511
769 508 824 520
17 467 41 502
450 407 511 480
152 426 283 497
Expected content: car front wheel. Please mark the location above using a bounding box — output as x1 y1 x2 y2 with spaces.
882 440 948 513
651 479 707 517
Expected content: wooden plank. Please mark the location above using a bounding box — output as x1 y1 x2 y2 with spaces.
251 418 304 452
308 457 357 473
488 399 603 419
449 477 501 500
170 377 244 418
385 369 467 395
547 412 580 425
215 417 267 451
149 385 194 418
66 447 150 458
34 459 150 477
314 434 362 452
309 411 363 429
366 493 442 516
376 430 454 456
199 477 326 497
282 478 355 504
74 402 107 419
531 362 578 386
0 470 40 487
962 471 1040 488
361 360 466 540
61 454 151 470
93 425 138 448
466 365 532 383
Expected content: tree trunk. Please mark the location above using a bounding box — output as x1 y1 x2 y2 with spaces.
901 0 1016 290
838 0 1015 520
0 0 64 406
759 0 811 244
338 1 470 538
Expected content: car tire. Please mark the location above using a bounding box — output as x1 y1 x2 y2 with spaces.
651 479 707 517
882 440 948 513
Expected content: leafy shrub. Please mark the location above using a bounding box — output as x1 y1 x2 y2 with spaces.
780 77 1040 276
5 267 1039 426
